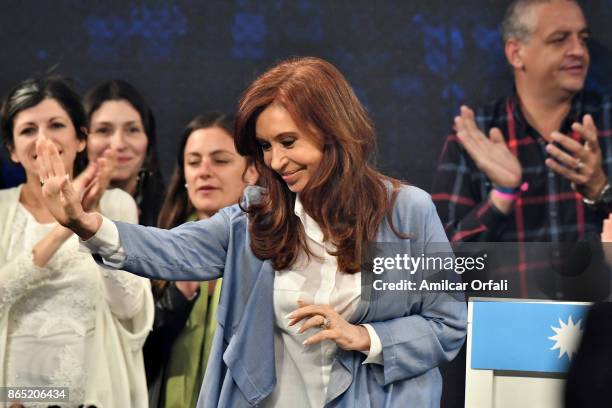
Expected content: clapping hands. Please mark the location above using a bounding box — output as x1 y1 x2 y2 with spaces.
454 106 523 189
76 148 116 212
543 114 607 200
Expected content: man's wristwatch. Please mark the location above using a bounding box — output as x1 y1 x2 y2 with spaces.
583 183 612 207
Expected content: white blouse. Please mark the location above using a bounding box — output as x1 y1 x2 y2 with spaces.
0 189 148 407
261 197 382 408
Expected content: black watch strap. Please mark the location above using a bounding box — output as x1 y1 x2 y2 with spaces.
583 183 612 207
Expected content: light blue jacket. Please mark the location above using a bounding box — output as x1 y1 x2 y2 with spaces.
112 185 467 407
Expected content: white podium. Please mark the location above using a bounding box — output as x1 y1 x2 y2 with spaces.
465 298 591 408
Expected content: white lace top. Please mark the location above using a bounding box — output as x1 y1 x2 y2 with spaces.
0 189 148 407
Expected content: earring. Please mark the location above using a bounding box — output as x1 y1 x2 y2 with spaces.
184 183 188 188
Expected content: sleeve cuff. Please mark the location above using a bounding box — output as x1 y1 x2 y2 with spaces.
170 282 200 302
476 197 510 229
360 323 384 365
79 214 126 268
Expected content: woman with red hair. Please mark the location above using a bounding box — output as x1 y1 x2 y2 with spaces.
38 57 466 407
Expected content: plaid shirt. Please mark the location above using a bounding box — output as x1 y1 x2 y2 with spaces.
431 90 612 298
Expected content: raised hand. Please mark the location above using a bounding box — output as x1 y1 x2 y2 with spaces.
543 114 607 200
36 137 101 239
455 106 522 188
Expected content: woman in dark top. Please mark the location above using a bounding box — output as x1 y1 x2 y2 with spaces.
145 113 257 407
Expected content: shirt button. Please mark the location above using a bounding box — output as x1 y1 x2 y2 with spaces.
550 210 558 217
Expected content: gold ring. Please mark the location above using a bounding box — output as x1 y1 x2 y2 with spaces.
320 316 331 329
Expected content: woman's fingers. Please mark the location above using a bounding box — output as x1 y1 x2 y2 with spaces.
81 180 100 210
74 163 97 195
97 156 115 190
60 173 77 201
285 301 367 350
36 137 66 180
36 138 53 180
298 315 327 334
287 304 330 325
49 141 66 178
303 329 335 346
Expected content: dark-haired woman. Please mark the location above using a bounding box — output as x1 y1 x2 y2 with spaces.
146 113 257 407
0 75 153 407
85 80 165 226
38 57 466 407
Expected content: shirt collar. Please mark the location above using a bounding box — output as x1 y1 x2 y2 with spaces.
294 195 325 244
509 87 586 137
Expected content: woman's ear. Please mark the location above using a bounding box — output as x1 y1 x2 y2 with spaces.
77 126 88 152
243 164 259 185
9 146 20 164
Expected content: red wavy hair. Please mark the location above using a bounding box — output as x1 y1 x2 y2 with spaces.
235 57 404 273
